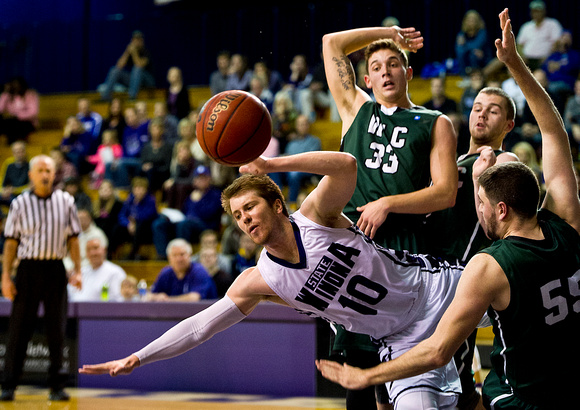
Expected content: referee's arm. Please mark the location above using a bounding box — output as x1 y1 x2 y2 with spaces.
2 238 19 300
67 235 82 289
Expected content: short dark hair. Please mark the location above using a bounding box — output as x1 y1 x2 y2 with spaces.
478 162 540 219
478 87 517 121
221 174 289 217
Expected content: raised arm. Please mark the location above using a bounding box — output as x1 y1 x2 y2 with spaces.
240 151 357 226
317 252 507 389
322 26 423 133
496 8 580 233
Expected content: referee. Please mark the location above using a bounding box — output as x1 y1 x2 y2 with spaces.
1 154 81 402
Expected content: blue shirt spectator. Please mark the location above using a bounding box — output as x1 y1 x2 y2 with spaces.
150 238 217 301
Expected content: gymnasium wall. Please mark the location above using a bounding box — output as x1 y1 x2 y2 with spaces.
0 0 576 94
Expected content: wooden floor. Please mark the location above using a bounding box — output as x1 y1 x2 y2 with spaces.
0 386 347 410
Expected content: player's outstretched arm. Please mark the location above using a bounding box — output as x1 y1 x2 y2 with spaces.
317 252 504 389
79 295 247 376
495 8 580 232
241 152 357 224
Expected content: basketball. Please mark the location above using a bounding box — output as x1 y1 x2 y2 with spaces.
196 90 272 166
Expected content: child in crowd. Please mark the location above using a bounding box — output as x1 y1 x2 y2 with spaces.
86 129 123 189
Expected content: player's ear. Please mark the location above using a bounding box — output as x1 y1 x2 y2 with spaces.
504 119 515 134
497 201 509 221
406 66 413 81
274 199 284 214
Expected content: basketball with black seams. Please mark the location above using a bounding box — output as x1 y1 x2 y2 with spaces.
196 90 272 166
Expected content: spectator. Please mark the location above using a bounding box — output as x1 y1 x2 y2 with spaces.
86 129 123 189
110 176 158 260
253 60 284 96
455 10 492 76
106 106 149 188
249 75 274 113
225 53 252 92
152 164 222 259
271 90 298 152
422 76 459 115
165 66 191 120
191 229 233 276
92 179 123 251
178 114 207 164
148 239 217 301
99 30 155 101
0 141 29 205
63 207 108 271
282 54 313 115
153 101 179 145
459 68 485 120
512 140 543 186
134 101 150 128
101 97 126 139
68 235 126 302
0 77 39 144
541 30 580 114
76 98 102 142
197 247 232 298
232 233 260 278
60 116 94 174
49 147 78 191
63 176 92 211
164 140 196 209
209 50 231 96
516 0 563 71
139 118 173 193
120 275 140 301
269 115 321 208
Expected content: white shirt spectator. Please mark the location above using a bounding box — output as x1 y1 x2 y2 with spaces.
517 17 562 60
69 260 127 302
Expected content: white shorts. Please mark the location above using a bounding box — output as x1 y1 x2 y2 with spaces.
378 264 463 405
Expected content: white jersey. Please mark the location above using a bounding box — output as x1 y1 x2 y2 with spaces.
258 211 461 341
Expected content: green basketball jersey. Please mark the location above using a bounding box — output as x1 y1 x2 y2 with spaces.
335 102 440 352
341 101 440 253
425 151 503 264
480 209 580 408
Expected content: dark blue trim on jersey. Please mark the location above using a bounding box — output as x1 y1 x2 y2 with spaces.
265 218 307 269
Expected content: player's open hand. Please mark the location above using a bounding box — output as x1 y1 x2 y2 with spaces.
356 197 389 239
316 360 370 390
393 27 424 53
79 354 140 377
239 156 269 175
495 8 517 64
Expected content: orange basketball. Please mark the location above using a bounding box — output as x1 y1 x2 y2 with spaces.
196 90 272 166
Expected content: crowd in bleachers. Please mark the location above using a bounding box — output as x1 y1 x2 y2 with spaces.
0 0 579 304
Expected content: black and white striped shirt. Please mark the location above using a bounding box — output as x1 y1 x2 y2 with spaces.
4 189 81 260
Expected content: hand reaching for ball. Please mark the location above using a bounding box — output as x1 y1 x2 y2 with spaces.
239 156 269 175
